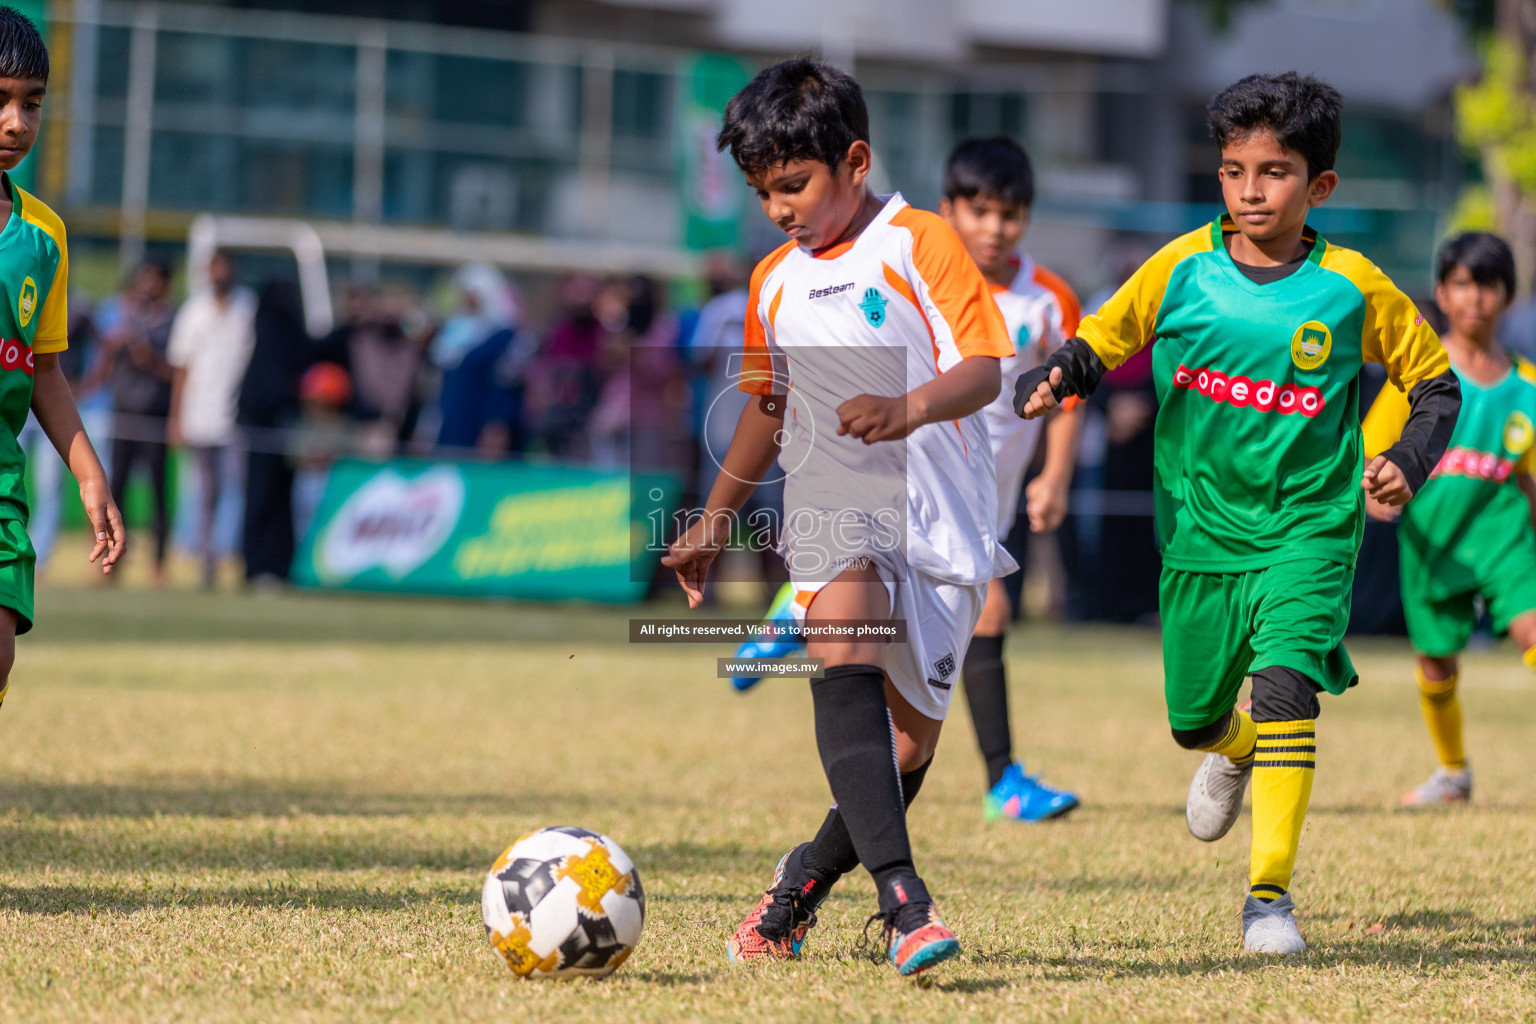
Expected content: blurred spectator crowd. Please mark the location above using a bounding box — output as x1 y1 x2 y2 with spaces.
52 243 1467 633
49 252 711 592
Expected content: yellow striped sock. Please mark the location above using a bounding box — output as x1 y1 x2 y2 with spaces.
1201 708 1257 766
1524 646 1536 672
1415 668 1464 772
1250 719 1315 902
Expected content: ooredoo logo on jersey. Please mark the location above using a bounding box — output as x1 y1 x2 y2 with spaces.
1172 364 1325 418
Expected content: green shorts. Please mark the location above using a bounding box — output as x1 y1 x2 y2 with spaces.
1160 559 1357 730
0 517 34 635
1401 544 1536 658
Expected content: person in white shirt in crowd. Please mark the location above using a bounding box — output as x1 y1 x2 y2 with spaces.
167 250 256 589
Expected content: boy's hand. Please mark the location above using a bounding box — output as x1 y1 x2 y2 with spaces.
79 475 126 574
836 394 911 443
1015 366 1063 420
661 516 729 609
1362 454 1413 506
1025 474 1070 533
1364 493 1401 523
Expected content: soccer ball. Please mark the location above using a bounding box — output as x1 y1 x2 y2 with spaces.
480 826 645 979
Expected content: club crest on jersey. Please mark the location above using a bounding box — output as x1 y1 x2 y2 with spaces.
17 276 36 328
1505 411 1534 457
859 287 888 328
1290 320 1332 371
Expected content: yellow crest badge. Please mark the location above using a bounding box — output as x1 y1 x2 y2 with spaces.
1505 411 1534 457
1290 320 1332 371
17 276 36 328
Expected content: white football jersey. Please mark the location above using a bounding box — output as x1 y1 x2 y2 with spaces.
740 194 1018 587
984 253 1082 532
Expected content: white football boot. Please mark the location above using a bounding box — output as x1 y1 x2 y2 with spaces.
1186 752 1252 842
1242 892 1307 954
1400 765 1471 808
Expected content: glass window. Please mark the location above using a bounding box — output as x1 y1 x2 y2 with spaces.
949 90 1025 144
95 25 131 100
149 130 353 217
611 69 671 142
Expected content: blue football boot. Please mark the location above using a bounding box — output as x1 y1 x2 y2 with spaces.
984 762 1080 822
730 583 805 692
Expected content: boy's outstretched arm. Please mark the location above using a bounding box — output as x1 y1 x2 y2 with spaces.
662 395 785 608
837 355 1000 443
30 352 125 573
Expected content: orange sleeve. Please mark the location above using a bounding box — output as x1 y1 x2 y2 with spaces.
738 241 795 395
891 207 1011 360
1028 263 1082 409
1031 263 1081 340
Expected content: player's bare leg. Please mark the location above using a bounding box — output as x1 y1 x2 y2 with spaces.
0 607 15 713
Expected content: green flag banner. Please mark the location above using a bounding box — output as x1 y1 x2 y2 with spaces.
677 52 752 252
292 459 680 602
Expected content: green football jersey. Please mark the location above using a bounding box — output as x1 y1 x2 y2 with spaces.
0 176 70 523
1079 217 1448 572
1364 354 1536 600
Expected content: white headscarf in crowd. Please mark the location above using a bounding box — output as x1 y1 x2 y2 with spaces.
431 262 520 370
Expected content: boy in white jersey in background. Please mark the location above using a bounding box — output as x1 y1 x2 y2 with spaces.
940 136 1083 822
664 58 1016 977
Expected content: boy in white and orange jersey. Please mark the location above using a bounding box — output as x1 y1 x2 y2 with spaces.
663 59 1016 977
940 136 1083 823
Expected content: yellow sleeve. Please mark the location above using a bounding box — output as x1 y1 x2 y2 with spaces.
1518 360 1536 475
1360 379 1413 459
1319 247 1446 391
31 241 68 354
17 187 69 354
1077 226 1211 371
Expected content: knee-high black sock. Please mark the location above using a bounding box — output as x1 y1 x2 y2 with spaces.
805 756 932 880
962 634 1013 788
807 664 916 892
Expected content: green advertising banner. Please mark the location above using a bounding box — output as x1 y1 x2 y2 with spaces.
292 459 680 603
677 52 752 251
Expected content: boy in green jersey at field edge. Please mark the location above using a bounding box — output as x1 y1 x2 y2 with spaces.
0 9 125 704
1361 233 1536 808
1016 73 1461 954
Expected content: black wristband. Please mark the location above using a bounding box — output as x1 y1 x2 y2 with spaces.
1012 365 1059 416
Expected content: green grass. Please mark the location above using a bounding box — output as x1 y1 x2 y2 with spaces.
1 576 1535 1022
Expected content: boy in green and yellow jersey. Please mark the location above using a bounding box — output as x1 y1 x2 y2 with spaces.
0 8 125 705
1362 232 1536 808
1017 73 1460 954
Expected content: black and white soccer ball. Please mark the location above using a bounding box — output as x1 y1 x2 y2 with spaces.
481 826 645 979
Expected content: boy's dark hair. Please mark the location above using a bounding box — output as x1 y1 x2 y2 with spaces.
1206 72 1342 178
943 137 1034 209
0 6 47 83
716 58 868 176
1437 231 1516 297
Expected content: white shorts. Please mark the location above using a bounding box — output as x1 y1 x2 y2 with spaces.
788 566 987 722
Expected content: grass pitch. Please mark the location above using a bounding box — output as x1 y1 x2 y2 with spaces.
1 565 1535 1022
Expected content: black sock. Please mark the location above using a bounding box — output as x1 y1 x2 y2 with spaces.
808 664 915 894
805 756 933 880
962 634 1013 788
